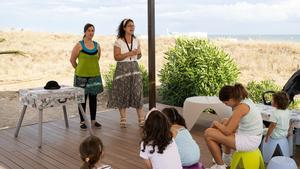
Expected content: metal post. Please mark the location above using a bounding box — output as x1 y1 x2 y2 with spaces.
38 108 43 148
62 105 69 128
14 105 27 137
78 104 94 135
148 0 156 109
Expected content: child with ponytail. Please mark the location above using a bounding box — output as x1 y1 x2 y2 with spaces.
80 135 112 169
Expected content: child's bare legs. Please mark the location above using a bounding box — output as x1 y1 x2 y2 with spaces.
204 128 236 165
119 108 127 128
136 107 145 127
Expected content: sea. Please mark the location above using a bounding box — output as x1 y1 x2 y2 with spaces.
208 34 300 43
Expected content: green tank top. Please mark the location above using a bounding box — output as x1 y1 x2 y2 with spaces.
75 40 100 77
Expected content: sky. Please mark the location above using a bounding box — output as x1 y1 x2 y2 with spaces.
0 0 300 35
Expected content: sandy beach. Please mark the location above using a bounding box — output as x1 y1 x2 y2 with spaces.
1 30 300 128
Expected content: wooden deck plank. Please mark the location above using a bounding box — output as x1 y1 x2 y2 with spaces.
0 129 51 169
0 161 11 169
0 131 30 152
0 129 32 150
18 148 60 169
35 145 79 169
0 153 23 169
0 107 298 169
25 148 71 169
14 151 48 169
41 145 81 167
0 147 33 169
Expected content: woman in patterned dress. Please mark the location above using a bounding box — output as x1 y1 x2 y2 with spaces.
108 18 145 128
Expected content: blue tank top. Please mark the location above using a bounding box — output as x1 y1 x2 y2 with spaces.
175 127 200 166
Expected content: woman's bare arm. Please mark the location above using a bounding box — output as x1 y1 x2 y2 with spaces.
97 43 101 60
137 40 142 59
214 104 249 135
70 43 81 68
114 46 136 61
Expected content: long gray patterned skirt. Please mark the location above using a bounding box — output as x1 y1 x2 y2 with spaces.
108 61 143 109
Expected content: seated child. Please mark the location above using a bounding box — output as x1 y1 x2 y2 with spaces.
79 135 112 169
140 108 182 169
162 107 201 169
265 91 291 142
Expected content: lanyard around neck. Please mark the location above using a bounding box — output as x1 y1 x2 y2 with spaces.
124 36 133 52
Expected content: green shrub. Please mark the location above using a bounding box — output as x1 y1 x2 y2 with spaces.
289 98 300 109
140 64 149 97
159 38 239 106
103 64 149 97
246 80 281 103
103 64 115 90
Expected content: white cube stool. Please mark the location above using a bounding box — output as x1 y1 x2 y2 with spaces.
261 137 290 163
288 134 294 157
267 156 297 169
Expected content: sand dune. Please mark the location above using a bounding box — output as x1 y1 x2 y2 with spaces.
1 30 300 91
0 31 177 90
1 30 300 128
215 40 300 85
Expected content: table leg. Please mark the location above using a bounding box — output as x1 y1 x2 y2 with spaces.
295 128 300 146
288 134 294 157
62 105 69 128
38 108 43 148
78 104 93 135
14 105 27 138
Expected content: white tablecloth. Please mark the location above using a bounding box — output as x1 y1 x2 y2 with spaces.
15 85 90 148
19 85 85 109
256 103 300 128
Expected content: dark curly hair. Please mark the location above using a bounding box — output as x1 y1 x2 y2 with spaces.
272 91 289 110
141 110 172 154
162 107 187 128
79 135 103 169
117 18 136 39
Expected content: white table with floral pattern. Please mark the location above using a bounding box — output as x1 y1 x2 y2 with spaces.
256 103 300 129
14 85 93 148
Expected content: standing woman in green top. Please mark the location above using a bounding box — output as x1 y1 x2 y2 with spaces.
70 23 103 130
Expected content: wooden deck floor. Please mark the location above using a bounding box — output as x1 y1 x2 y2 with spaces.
0 107 299 169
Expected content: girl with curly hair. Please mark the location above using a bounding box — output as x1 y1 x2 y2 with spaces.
140 108 182 169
